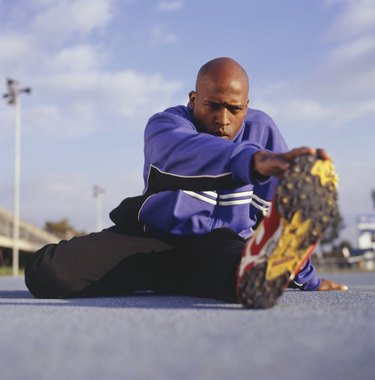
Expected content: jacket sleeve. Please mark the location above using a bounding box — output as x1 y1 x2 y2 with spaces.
289 258 322 291
143 112 268 193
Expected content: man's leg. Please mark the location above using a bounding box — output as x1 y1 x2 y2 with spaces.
175 228 244 302
89 228 244 302
25 225 244 302
237 154 339 308
25 227 173 298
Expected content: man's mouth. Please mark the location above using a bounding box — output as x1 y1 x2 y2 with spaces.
219 135 230 140
212 130 230 139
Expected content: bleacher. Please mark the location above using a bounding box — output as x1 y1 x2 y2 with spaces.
0 207 59 253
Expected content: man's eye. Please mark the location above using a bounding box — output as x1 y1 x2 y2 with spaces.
228 107 241 114
209 103 221 110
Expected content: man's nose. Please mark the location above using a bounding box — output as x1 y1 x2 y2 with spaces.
215 107 230 126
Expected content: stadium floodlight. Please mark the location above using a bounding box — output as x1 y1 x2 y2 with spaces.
93 185 105 231
3 78 31 276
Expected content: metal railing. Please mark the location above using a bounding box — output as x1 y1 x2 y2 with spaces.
0 207 59 253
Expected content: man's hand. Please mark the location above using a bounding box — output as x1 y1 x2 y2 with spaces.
318 279 348 291
253 147 332 179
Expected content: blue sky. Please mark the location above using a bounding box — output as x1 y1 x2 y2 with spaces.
0 0 374 245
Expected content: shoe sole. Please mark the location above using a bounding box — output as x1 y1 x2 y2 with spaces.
238 154 338 309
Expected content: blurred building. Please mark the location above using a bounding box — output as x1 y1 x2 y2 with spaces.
352 214 375 271
357 214 375 251
0 207 59 266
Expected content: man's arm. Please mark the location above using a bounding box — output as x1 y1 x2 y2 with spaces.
143 112 268 193
252 147 332 179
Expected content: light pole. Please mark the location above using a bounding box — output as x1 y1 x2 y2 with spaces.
93 185 105 231
3 79 31 276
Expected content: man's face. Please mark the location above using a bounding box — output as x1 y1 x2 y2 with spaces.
189 75 249 140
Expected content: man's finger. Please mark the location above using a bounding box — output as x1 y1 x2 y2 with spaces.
316 148 332 161
318 279 348 291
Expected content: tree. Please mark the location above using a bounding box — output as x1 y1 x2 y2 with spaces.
320 206 346 254
45 219 86 240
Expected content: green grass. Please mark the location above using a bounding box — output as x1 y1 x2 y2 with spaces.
0 267 24 276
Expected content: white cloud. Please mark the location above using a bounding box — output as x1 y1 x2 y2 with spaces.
255 93 375 131
328 35 375 63
310 33 375 100
25 103 96 137
148 24 179 47
3 72 183 139
157 0 184 11
327 0 375 39
30 0 114 44
0 3 184 138
336 161 375 244
253 0 375 130
0 33 37 71
27 69 183 136
52 44 105 72
19 173 144 231
20 176 100 231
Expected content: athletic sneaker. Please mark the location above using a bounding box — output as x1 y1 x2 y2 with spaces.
237 154 338 309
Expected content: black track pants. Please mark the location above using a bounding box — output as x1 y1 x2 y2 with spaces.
25 227 244 302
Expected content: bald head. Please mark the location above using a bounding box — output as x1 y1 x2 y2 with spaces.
189 57 250 140
195 57 249 96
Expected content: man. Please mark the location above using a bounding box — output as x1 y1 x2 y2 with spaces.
25 57 347 308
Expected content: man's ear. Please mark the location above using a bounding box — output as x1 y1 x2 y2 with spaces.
188 91 196 110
